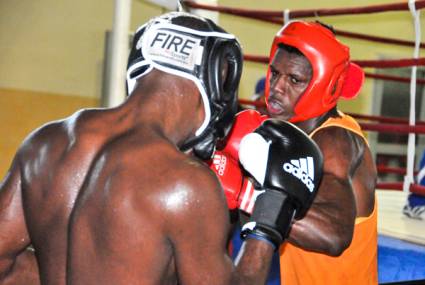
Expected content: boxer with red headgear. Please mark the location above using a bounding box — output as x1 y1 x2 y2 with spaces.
263 21 378 285
209 20 378 285
265 21 365 124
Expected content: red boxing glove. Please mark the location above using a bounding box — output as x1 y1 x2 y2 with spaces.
210 151 264 214
221 109 268 161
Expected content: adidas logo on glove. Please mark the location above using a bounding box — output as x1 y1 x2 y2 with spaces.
283 157 315 192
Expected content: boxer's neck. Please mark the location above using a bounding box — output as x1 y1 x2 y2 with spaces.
122 72 204 146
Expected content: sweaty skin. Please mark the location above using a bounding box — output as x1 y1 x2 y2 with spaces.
268 48 377 255
0 70 274 285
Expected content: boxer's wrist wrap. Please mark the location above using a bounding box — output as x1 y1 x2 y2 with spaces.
241 190 296 250
244 232 276 251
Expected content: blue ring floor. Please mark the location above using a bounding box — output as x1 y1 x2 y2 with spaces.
231 230 425 285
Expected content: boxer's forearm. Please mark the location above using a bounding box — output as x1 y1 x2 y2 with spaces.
287 196 355 256
233 239 274 285
0 248 40 285
287 176 356 256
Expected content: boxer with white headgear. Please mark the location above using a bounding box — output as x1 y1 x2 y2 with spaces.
0 11 288 285
127 11 243 159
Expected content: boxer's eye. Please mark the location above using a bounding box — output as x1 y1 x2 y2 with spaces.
290 76 300 84
270 67 279 79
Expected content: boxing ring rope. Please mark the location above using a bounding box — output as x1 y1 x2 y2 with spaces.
355 58 425 68
240 99 425 126
184 0 425 18
346 113 425 125
376 165 416 175
359 122 425 134
332 29 425 49
403 0 421 193
364 72 425 85
240 100 425 136
245 55 425 68
244 55 425 88
184 0 425 47
245 55 425 85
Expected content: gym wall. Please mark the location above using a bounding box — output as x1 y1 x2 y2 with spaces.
0 0 163 176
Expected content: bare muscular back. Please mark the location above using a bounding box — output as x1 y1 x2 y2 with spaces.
56 112 233 284
66 133 234 284
16 108 136 284
67 138 179 284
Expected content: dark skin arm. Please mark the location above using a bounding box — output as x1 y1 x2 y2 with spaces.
233 239 274 284
0 156 40 285
169 166 274 285
287 127 359 256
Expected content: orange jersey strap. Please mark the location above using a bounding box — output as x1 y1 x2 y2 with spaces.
310 111 367 145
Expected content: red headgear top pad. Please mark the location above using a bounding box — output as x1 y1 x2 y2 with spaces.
265 21 364 123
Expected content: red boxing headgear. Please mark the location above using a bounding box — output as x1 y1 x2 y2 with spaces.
265 21 364 123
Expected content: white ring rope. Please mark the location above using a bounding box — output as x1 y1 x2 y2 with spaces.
283 9 290 24
404 0 422 192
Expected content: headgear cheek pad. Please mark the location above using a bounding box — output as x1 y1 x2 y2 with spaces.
126 12 243 160
265 21 364 123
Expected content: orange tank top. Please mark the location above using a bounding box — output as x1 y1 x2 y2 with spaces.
279 112 378 285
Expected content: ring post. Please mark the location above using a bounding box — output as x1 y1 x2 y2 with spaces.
105 0 132 107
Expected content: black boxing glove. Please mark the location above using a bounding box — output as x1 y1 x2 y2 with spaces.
238 119 323 249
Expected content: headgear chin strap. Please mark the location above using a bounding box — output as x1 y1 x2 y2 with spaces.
127 12 243 159
265 21 364 123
